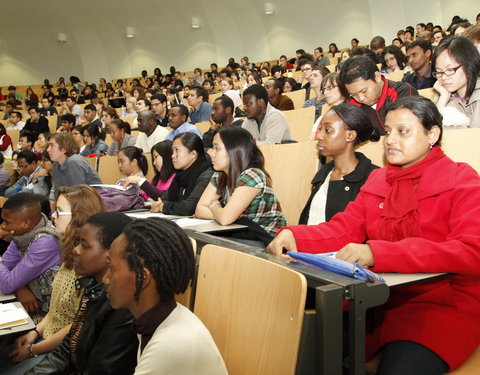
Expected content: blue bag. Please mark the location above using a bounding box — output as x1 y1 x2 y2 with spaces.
287 251 385 283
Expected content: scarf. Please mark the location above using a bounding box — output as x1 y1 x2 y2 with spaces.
14 214 60 323
377 146 446 242
167 156 210 202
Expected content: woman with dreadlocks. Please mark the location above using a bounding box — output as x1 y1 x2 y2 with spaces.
104 217 227 375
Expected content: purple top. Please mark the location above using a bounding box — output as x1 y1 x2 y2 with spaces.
0 236 61 294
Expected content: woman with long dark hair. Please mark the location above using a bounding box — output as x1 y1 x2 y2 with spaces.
196 127 286 246
81 124 109 157
150 133 212 215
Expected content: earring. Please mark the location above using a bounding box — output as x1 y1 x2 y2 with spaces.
429 142 434 149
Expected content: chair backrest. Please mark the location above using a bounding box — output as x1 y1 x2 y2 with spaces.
356 129 480 174
259 141 319 225
195 121 211 134
208 92 222 104
97 155 122 184
194 244 307 375
6 129 20 148
86 157 98 171
282 106 315 142
45 115 58 133
418 88 439 103
284 88 306 110
175 237 197 309
385 71 405 82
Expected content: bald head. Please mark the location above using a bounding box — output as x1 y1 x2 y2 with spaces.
137 110 158 136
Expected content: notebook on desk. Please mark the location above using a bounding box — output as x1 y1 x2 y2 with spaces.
0 302 29 329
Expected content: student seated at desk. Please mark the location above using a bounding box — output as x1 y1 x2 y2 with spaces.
196 127 286 247
0 185 105 375
117 146 147 181
268 96 480 374
81 124 109 157
104 217 227 375
4 151 49 198
121 140 175 200
0 194 61 323
299 103 379 225
26 212 138 375
150 133 213 216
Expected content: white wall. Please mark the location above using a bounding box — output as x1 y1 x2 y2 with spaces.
0 0 477 86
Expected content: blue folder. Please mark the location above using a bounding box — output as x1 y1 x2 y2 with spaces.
287 251 385 283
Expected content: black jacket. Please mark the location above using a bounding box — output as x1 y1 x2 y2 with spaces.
26 278 138 375
299 152 379 224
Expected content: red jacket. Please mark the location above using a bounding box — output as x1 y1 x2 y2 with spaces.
283 155 480 370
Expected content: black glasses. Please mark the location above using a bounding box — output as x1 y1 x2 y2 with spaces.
432 65 462 79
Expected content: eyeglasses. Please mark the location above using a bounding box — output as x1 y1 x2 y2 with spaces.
301 67 312 73
432 65 462 79
321 85 337 94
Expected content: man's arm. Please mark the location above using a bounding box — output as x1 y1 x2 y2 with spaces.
0 236 60 294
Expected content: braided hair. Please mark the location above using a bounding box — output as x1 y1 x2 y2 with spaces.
121 218 195 302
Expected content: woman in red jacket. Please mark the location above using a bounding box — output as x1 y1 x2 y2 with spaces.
267 96 480 374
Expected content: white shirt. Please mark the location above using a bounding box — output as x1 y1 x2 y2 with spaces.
135 125 169 153
307 170 334 225
7 121 26 130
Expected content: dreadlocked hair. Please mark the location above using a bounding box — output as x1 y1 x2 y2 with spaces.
122 218 195 302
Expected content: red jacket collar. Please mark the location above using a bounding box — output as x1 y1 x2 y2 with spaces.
346 76 394 111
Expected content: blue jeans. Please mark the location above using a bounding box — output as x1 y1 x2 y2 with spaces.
377 340 448 375
0 341 46 375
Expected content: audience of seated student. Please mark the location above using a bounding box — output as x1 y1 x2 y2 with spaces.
402 39 436 90
104 217 228 375
187 86 212 125
7 111 25 130
245 71 263 88
196 127 287 247
149 93 169 127
26 212 138 375
340 49 352 63
303 64 330 119
151 133 213 216
0 185 105 374
202 79 216 94
268 96 480 375
101 106 119 129
341 56 417 132
122 97 137 118
107 119 137 156
300 103 379 225
203 95 243 149
0 194 60 322
56 81 68 99
452 22 471 36
135 97 152 113
313 47 330 66
135 110 169 153
121 140 175 200
241 84 292 145
270 65 285 81
117 146 147 181
166 104 203 141
40 85 54 103
38 98 57 117
0 123 13 159
83 85 96 100
4 151 20 190
24 107 49 141
57 114 75 133
350 46 378 64
47 133 102 196
81 124 109 157
463 24 480 52
59 96 82 124
82 104 102 128
283 77 301 93
381 45 408 73
265 78 295 111
433 36 480 127
328 43 341 58
4 151 48 198
278 54 294 70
